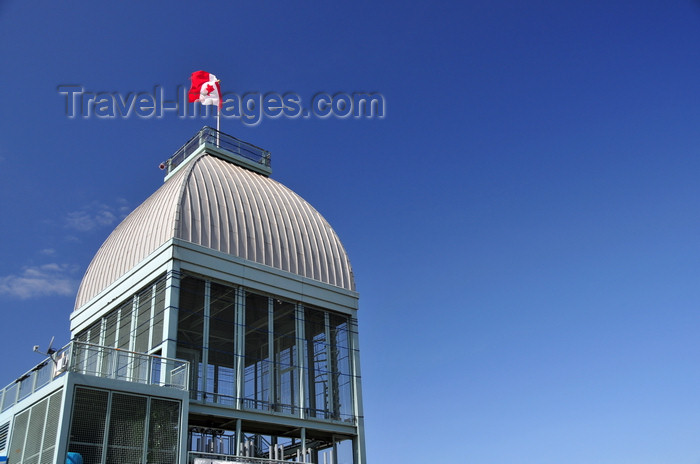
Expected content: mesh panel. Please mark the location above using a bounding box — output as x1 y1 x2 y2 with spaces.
0 421 9 451
9 409 29 462
5 390 63 464
67 387 181 464
40 391 62 463
106 393 146 463
68 387 109 464
23 398 48 461
147 399 180 464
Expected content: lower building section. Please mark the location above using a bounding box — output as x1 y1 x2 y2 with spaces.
0 346 189 464
186 410 357 464
7 389 62 464
67 387 181 464
0 341 361 464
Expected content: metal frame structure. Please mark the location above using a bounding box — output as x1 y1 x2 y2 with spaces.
0 129 366 464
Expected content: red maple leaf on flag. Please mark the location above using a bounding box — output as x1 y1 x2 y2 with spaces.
188 71 222 109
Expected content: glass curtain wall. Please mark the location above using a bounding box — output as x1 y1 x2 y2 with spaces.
75 272 358 423
273 299 298 414
304 307 328 419
176 276 205 398
74 275 167 378
176 275 240 405
330 313 354 421
243 292 270 409
74 275 167 353
304 306 354 421
207 282 237 404
244 293 300 414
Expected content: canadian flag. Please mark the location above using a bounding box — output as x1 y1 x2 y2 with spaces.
188 70 222 109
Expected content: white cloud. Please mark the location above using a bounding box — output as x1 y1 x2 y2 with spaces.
0 264 79 299
116 197 130 216
64 200 129 232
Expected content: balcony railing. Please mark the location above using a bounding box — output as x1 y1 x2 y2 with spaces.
189 450 312 464
0 342 189 413
162 126 271 175
0 344 64 413
70 342 189 389
189 394 355 425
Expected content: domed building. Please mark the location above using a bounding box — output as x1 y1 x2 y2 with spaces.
0 128 366 464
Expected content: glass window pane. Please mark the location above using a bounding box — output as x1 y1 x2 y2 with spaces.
330 313 352 419
151 278 166 350
86 321 102 375
273 299 297 413
244 292 270 409
304 306 327 418
102 311 119 376
207 282 236 404
134 288 152 353
176 275 205 397
118 302 133 350
87 321 101 345
104 312 118 347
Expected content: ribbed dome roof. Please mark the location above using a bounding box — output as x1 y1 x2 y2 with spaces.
74 153 355 310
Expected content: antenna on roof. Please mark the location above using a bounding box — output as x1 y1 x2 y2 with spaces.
33 336 56 363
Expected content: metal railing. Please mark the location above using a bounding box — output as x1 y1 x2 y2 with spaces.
189 451 312 464
0 343 70 413
70 342 189 389
194 395 355 425
186 393 356 425
0 342 189 413
162 127 271 175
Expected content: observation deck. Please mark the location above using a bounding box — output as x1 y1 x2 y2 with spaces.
161 126 272 179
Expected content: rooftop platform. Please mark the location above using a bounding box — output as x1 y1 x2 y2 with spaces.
162 126 272 179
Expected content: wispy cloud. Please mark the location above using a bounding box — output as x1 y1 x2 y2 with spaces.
0 264 79 299
65 209 116 231
64 200 129 232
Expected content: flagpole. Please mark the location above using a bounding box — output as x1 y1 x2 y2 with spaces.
216 78 221 147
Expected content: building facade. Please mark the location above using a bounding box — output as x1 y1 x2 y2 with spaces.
0 128 366 464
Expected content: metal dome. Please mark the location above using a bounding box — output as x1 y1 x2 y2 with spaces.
74 152 355 310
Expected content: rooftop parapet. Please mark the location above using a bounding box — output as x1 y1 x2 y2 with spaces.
161 126 272 180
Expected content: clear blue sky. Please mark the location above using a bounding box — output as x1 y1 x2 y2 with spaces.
2 1 700 462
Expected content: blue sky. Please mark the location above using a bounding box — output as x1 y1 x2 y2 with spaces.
2 1 700 462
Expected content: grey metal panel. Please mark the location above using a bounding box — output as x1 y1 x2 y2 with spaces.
74 166 190 310
176 156 354 290
75 153 355 311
